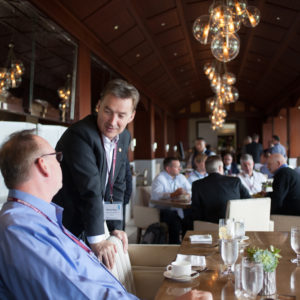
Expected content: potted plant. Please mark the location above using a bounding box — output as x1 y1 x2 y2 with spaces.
247 245 281 296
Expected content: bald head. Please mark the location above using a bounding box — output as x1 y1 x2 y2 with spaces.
267 153 286 174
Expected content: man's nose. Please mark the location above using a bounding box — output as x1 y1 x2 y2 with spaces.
108 114 118 126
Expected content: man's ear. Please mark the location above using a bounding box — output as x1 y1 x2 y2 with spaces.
95 100 101 113
128 110 136 123
36 158 50 177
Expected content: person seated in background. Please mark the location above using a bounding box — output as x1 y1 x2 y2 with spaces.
188 153 208 184
223 152 240 175
269 135 287 157
0 130 211 300
238 154 267 196
259 149 273 178
191 156 250 224
186 137 215 169
151 157 191 244
266 153 300 215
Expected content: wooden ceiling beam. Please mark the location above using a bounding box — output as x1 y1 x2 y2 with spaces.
237 0 266 79
255 10 300 93
175 0 203 90
127 0 184 102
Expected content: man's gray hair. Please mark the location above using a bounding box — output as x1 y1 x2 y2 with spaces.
205 155 223 174
240 153 253 163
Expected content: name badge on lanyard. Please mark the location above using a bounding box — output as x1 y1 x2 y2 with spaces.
104 202 123 220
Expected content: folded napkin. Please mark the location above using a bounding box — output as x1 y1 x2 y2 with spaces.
189 234 212 244
175 254 206 267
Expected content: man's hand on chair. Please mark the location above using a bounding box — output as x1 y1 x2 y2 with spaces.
90 240 117 270
112 230 128 253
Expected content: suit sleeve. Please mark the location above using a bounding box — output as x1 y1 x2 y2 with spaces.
238 178 251 199
191 182 203 220
269 172 289 213
57 129 106 236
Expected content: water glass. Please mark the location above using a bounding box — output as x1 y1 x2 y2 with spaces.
235 219 245 240
219 218 235 239
290 226 300 265
242 257 263 299
220 238 239 275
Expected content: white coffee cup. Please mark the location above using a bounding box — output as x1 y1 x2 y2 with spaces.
166 261 192 277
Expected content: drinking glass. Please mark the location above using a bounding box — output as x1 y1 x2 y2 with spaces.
234 219 245 240
221 238 239 275
290 226 300 265
242 257 263 299
219 218 235 239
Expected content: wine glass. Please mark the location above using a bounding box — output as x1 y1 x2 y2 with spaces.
242 257 263 299
291 226 300 265
220 238 239 276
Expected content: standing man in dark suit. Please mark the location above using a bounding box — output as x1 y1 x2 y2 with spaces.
53 79 139 269
191 156 250 224
245 133 263 164
267 153 300 215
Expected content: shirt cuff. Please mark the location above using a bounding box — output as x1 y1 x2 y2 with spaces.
87 234 106 244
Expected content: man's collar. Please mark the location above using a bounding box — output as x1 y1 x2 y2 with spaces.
102 134 119 144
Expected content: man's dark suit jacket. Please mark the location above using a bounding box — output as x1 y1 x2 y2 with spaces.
270 167 300 215
53 114 130 236
245 142 263 163
191 173 250 224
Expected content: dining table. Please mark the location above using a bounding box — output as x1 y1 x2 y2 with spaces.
149 199 192 209
154 231 299 300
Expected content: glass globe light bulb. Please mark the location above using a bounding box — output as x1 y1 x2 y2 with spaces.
11 60 25 76
208 68 216 80
193 15 219 44
211 5 234 30
242 6 260 28
222 72 236 85
211 32 240 62
227 0 248 16
203 62 214 76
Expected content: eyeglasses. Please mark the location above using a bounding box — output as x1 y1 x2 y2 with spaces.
35 152 63 163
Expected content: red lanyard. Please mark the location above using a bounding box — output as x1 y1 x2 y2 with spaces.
100 135 118 203
8 197 93 255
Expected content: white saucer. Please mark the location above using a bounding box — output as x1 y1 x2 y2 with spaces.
241 236 249 241
163 271 199 282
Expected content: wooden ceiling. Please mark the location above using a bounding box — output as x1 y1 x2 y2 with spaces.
6 0 300 116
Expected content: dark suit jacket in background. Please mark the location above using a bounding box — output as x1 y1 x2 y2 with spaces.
245 142 263 163
224 162 240 175
191 173 250 224
270 167 300 215
53 114 130 236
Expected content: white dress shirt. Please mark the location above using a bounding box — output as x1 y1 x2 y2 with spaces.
238 170 267 195
151 171 191 218
87 134 119 244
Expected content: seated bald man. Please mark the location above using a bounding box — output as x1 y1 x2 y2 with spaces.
0 130 212 300
267 153 300 215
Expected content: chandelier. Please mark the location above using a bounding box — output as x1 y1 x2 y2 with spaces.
57 74 72 122
205 60 239 130
193 0 260 63
0 43 25 92
193 0 260 130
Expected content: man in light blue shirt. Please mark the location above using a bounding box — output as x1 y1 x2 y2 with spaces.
0 130 138 300
151 157 191 244
0 130 212 300
270 135 286 158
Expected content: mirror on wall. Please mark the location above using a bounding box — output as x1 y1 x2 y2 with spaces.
0 0 77 123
